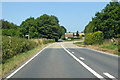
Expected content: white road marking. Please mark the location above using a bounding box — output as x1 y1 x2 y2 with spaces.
79 57 85 60
61 44 104 79
72 52 74 53
103 73 116 79
5 43 54 79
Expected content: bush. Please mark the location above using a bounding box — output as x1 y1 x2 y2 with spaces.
2 36 55 62
93 31 104 44
54 36 59 42
84 31 104 45
84 33 94 45
2 36 38 62
43 39 55 44
61 35 66 40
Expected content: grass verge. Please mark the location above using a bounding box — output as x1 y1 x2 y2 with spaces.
74 42 84 45
74 42 119 56
100 44 117 50
1 43 53 78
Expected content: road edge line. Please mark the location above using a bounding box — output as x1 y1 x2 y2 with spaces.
61 44 104 79
5 43 54 79
103 73 116 79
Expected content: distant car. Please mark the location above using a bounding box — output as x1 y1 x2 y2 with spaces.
58 39 63 42
68 38 71 41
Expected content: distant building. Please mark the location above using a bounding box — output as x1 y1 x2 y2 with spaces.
65 33 73 40
65 32 85 40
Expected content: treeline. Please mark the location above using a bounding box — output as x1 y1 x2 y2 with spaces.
84 2 120 39
2 14 66 41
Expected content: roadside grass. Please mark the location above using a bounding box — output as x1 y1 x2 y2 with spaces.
1 43 52 78
100 44 117 50
74 40 119 56
74 42 84 45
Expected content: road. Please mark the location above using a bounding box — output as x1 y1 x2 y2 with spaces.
6 42 119 79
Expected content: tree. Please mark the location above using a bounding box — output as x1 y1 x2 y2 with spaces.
2 14 67 41
84 2 120 39
76 31 79 37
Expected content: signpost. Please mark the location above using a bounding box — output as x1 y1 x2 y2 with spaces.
25 35 29 39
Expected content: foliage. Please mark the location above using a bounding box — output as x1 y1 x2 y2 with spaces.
2 36 38 62
42 39 55 44
1 19 19 29
74 42 84 45
2 29 20 37
76 31 79 37
2 36 55 62
1 20 22 37
1 14 66 41
100 44 117 50
54 36 59 42
84 33 94 45
84 2 120 39
85 31 104 45
93 31 104 44
20 14 66 40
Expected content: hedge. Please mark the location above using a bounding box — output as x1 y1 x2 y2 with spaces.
2 36 55 62
2 36 38 62
84 31 104 45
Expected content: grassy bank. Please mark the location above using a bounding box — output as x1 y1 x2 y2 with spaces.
2 36 38 62
74 40 119 55
1 43 52 78
1 36 55 78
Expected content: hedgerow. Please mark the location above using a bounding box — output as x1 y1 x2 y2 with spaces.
2 36 55 62
84 31 104 45
2 36 38 62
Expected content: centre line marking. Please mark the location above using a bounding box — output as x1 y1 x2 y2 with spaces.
79 57 85 60
61 44 104 79
72 52 74 53
103 73 116 79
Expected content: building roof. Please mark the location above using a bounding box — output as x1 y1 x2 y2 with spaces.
65 33 73 37
65 33 85 37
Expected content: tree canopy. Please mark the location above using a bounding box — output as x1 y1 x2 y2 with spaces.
2 14 66 41
84 2 120 39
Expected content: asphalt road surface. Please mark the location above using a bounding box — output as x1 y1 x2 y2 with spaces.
6 42 119 79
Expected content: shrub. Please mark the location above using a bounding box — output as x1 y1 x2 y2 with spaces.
54 36 59 42
2 36 38 62
93 31 104 45
43 39 55 44
84 31 104 45
84 33 94 45
2 36 55 62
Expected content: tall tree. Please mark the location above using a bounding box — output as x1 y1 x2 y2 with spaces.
76 31 79 37
84 2 120 39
